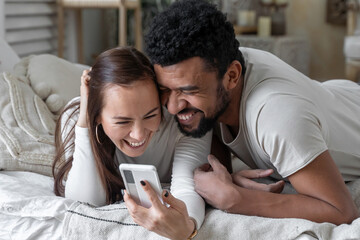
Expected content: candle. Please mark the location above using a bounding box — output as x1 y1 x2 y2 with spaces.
258 16 271 37
237 10 256 26
237 10 249 26
248 11 256 26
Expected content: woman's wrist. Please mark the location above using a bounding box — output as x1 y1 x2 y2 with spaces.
76 113 87 128
186 217 197 240
76 120 87 128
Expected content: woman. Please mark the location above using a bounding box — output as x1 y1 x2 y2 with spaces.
52 47 212 239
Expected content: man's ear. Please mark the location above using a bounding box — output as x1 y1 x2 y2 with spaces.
222 60 242 91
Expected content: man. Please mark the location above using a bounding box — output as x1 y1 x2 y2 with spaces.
144 0 360 224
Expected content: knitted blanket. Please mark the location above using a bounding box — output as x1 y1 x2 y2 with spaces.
62 179 360 240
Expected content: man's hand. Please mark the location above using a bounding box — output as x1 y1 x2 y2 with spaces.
194 155 235 210
194 155 285 210
232 169 285 193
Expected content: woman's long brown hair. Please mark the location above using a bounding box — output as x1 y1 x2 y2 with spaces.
52 47 157 203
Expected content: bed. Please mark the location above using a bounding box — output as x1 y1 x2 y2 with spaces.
1 43 360 240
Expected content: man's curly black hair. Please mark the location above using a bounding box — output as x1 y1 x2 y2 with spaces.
144 0 246 80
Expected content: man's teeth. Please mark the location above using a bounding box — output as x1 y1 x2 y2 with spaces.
178 113 194 120
129 138 146 147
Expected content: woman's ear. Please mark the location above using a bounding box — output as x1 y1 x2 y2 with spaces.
95 116 101 126
222 60 242 91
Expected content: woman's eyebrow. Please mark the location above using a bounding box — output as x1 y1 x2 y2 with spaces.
111 107 159 120
144 107 160 116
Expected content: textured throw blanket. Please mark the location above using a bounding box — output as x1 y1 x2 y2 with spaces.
62 179 360 240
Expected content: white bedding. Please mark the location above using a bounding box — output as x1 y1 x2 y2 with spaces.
1 170 360 240
0 171 73 240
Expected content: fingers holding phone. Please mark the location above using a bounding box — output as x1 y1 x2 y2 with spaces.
137 180 164 209
120 164 163 208
124 182 195 240
123 183 160 227
120 164 196 239
123 181 167 232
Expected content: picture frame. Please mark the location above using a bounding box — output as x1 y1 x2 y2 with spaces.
326 0 347 25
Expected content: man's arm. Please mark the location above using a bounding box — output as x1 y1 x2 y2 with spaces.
194 151 359 225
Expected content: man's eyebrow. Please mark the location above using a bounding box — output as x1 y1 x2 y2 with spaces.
178 85 199 91
159 85 199 91
111 107 159 120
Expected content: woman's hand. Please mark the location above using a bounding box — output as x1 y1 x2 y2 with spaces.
77 69 91 128
124 181 195 240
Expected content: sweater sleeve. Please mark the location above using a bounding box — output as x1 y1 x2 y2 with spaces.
170 130 212 229
60 97 106 206
64 126 107 206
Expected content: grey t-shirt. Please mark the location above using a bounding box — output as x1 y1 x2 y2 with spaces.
220 47 360 181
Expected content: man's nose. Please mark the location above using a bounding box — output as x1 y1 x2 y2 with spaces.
165 91 186 115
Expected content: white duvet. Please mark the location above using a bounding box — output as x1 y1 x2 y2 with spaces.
0 171 73 240
1 170 360 240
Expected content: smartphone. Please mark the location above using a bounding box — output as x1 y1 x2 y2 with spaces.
119 163 163 208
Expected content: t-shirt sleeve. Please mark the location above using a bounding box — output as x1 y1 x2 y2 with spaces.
61 97 107 206
256 96 328 177
170 130 212 229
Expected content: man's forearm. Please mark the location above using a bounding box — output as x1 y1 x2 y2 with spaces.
225 185 357 225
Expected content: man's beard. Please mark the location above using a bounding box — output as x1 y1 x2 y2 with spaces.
175 84 230 138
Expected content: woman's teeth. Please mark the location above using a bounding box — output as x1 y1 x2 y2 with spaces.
128 138 146 147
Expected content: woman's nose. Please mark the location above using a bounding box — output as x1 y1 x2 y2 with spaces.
129 122 146 141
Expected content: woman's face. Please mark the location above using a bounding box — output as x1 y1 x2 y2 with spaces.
98 79 161 157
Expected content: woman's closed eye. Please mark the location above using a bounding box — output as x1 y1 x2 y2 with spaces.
144 114 158 120
114 114 157 124
115 121 131 125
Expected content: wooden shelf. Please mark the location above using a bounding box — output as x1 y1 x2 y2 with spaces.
234 25 257 35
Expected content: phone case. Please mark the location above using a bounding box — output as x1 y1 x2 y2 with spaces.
119 164 163 208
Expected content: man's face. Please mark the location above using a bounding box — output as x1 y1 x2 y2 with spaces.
154 57 230 138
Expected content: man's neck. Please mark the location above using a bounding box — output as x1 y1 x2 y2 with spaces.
218 76 244 137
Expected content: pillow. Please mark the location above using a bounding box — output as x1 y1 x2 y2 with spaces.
14 54 89 113
0 72 56 176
